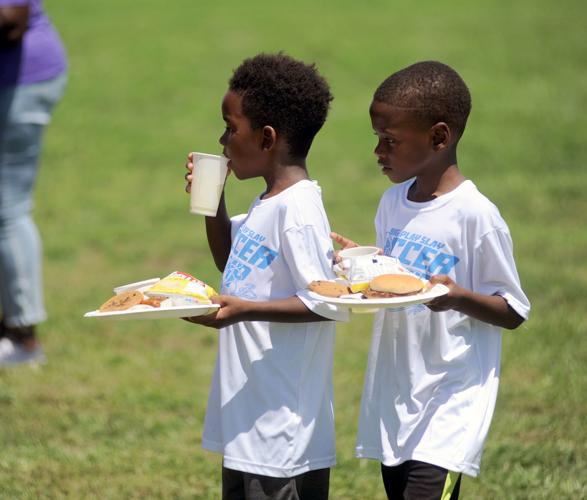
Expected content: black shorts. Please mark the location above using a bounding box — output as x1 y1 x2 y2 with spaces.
222 465 330 500
380 460 462 500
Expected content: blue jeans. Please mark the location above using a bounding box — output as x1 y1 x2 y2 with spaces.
0 73 67 328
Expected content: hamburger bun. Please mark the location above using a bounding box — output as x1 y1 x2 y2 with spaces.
363 274 424 298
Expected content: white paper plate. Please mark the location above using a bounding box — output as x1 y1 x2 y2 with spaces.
308 284 449 313
84 303 220 320
113 277 161 294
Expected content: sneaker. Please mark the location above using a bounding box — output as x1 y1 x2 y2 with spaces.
0 337 47 367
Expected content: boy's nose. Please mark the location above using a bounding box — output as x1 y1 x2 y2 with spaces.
219 130 228 146
374 142 384 156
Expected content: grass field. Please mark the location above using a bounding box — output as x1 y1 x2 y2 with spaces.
1 0 586 498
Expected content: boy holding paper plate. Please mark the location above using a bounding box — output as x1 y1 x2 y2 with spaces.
183 53 347 499
332 61 530 499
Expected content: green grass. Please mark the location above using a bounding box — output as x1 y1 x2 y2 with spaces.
1 0 586 498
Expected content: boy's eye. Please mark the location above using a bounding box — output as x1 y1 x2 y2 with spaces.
374 132 395 145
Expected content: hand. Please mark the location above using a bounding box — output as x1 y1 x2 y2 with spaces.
330 231 359 250
0 6 30 46
330 231 359 263
330 231 383 263
184 152 194 193
181 295 248 329
425 275 465 312
184 152 232 194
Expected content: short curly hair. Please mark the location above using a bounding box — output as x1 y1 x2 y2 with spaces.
229 53 333 157
374 61 472 138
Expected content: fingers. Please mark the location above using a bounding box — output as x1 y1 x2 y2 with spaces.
427 304 449 313
184 154 194 193
181 316 199 324
330 231 345 245
181 311 221 328
330 231 359 249
426 298 447 312
185 153 194 173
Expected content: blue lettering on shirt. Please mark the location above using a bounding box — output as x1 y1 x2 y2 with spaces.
238 238 259 261
248 245 278 269
383 228 459 280
222 224 279 298
412 246 437 271
428 253 460 275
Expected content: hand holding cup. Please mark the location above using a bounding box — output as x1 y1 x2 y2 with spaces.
184 152 194 193
185 152 229 216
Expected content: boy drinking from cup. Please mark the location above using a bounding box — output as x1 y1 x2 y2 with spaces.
332 61 530 498
183 53 347 499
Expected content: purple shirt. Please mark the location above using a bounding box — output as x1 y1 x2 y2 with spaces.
0 0 67 86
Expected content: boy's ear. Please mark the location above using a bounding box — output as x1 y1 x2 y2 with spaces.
430 122 451 151
261 126 277 151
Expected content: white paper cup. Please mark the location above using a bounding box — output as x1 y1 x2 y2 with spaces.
338 246 380 259
189 152 229 216
334 246 380 278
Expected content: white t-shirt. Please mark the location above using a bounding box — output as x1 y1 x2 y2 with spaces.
355 179 530 477
202 180 348 478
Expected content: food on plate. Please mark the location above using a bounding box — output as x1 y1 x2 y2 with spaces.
338 255 411 292
144 271 217 304
99 290 145 312
88 272 221 319
139 296 167 308
308 280 350 298
349 281 371 294
362 274 426 299
95 272 218 314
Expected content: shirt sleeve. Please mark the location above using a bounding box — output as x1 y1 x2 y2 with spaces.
375 199 386 249
230 213 247 241
281 224 349 322
472 229 531 320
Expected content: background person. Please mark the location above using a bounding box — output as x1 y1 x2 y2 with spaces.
0 0 67 366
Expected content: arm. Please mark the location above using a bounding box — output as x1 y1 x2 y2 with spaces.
0 5 29 46
189 221 351 328
427 275 525 330
183 295 329 329
205 192 232 271
185 153 231 271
